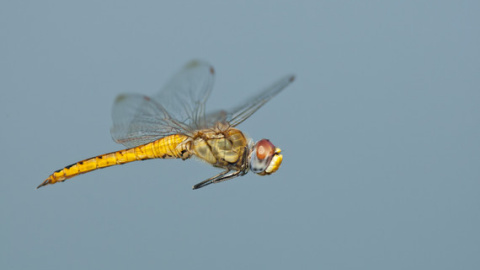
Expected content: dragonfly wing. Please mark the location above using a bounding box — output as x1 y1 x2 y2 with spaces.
152 60 215 129
111 60 215 147
226 74 295 127
111 94 189 148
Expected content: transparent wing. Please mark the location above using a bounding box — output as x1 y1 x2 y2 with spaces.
152 60 215 129
225 75 295 127
111 60 215 148
110 94 190 148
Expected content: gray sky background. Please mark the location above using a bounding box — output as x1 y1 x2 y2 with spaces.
1 1 479 269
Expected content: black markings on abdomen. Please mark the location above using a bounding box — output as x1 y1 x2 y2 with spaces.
64 163 76 169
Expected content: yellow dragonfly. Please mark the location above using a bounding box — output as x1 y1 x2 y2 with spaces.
37 60 294 190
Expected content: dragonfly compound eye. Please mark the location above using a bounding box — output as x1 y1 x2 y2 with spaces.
250 139 282 175
256 139 275 160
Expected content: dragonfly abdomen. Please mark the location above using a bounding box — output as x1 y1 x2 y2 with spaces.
37 134 190 188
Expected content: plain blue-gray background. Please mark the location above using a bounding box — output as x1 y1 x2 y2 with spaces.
1 1 479 269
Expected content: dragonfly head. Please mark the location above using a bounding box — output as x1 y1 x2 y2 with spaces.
250 139 283 175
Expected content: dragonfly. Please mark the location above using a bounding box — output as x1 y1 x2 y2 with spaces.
37 60 294 190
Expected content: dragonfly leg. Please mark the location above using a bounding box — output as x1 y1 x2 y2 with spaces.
192 170 230 190
192 169 244 190
211 170 244 185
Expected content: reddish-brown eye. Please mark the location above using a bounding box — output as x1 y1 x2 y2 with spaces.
256 139 275 160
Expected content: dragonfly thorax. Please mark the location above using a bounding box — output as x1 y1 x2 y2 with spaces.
190 126 249 171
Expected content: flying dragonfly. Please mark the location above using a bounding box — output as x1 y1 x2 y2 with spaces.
37 60 295 190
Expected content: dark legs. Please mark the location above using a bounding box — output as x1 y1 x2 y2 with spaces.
192 169 245 190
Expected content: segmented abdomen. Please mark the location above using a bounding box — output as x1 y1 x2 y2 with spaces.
37 134 190 188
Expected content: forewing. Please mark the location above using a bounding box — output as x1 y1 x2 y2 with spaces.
110 94 189 148
153 60 215 129
226 75 295 127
